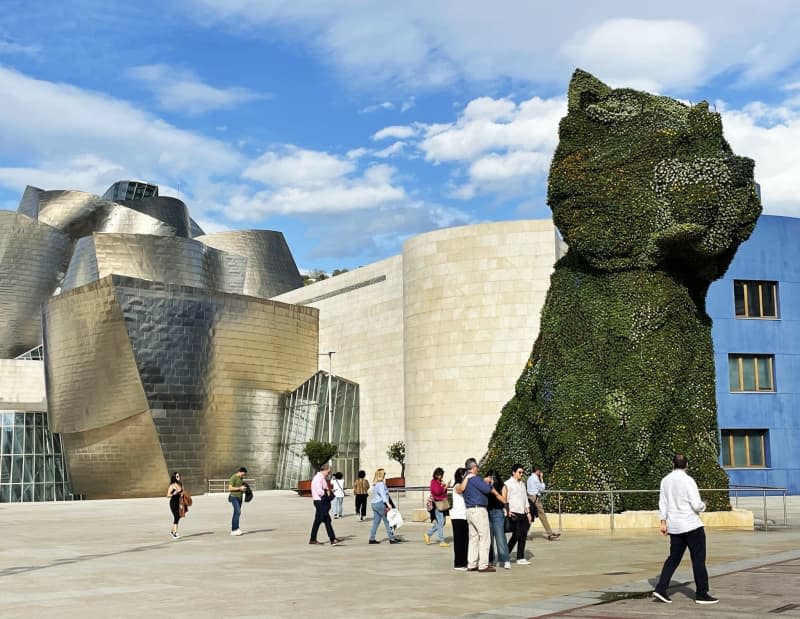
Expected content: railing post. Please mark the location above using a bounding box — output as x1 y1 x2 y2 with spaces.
763 489 768 532
610 491 614 531
784 489 788 528
558 492 562 532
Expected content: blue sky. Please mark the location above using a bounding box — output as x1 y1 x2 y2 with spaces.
1 1 800 272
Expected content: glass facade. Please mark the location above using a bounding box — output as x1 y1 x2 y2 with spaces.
0 411 72 502
276 371 359 489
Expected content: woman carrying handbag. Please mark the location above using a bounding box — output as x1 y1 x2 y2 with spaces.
424 467 450 548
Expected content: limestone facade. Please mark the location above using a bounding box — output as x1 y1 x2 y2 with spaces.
275 219 564 483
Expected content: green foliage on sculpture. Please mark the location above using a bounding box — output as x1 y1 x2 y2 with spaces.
484 69 761 513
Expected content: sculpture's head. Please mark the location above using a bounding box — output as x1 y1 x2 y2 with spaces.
548 69 761 277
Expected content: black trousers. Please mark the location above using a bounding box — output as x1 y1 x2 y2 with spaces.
355 494 368 517
507 512 531 560
310 499 336 542
656 526 709 594
452 518 469 568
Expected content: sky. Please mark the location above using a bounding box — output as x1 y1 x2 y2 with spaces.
1 1 800 273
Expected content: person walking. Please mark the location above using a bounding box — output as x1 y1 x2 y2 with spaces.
505 464 532 565
368 468 400 544
653 454 719 605
424 467 450 548
450 467 468 571
228 467 247 536
459 457 496 572
353 470 370 521
527 466 560 540
309 463 341 545
486 469 510 569
332 472 345 519
166 472 183 539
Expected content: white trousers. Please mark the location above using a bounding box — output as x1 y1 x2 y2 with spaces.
466 506 491 569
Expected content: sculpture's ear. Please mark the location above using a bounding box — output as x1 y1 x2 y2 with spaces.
567 69 611 112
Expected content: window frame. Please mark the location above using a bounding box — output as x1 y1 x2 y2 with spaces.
728 354 775 392
720 429 767 468
734 280 779 319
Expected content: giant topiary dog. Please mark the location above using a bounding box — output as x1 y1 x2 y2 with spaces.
484 70 761 512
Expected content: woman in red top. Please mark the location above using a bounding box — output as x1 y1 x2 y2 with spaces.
424 467 450 547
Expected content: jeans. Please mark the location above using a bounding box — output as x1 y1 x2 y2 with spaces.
427 508 445 541
656 526 709 595
369 502 394 541
488 508 510 563
310 498 336 542
333 496 344 517
228 495 242 531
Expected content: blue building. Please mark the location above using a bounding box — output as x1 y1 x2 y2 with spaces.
708 214 800 493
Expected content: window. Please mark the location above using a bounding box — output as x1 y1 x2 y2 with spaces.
728 354 774 392
721 430 767 467
734 280 778 318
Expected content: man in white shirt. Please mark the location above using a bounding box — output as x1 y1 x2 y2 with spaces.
653 454 718 605
526 466 560 540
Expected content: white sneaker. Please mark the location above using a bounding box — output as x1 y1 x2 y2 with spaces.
503 561 511 569
453 567 468 571
231 529 243 536
516 558 531 565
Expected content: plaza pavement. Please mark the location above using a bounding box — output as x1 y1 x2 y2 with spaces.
1 492 798 618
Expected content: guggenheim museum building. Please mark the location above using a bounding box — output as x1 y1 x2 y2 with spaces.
1 181 798 501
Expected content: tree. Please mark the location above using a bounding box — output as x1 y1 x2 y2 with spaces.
303 440 338 472
386 440 406 478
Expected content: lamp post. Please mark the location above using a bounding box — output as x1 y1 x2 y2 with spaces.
319 351 336 443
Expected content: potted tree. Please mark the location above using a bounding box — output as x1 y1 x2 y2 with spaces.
385 440 406 487
297 440 338 496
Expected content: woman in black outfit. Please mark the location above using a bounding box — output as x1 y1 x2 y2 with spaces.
166 472 183 539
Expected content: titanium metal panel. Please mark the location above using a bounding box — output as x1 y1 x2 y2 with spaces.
189 218 205 238
195 230 303 298
0 211 72 357
36 190 177 239
116 197 191 238
62 233 246 294
17 185 43 219
44 277 150 434
43 275 318 496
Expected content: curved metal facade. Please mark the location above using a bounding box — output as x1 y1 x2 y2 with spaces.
36 190 178 239
196 230 303 298
0 212 72 357
116 197 192 238
62 233 246 294
44 275 319 498
1 179 319 500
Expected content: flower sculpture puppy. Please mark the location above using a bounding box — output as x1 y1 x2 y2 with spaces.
484 70 761 512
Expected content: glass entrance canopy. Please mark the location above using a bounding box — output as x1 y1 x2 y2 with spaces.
276 371 359 489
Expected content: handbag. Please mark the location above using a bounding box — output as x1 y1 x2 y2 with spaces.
504 513 515 533
386 507 404 529
434 498 450 511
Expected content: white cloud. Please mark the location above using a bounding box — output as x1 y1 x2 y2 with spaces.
243 146 355 188
372 125 417 141
419 96 564 162
721 103 800 215
184 2 800 93
373 141 405 158
128 64 267 115
0 65 241 200
468 151 550 183
561 19 709 92
360 101 394 113
230 162 407 217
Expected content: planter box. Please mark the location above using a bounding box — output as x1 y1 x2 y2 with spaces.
297 480 312 497
385 477 406 488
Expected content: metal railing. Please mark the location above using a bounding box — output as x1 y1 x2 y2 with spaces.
547 485 788 531
207 478 257 493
